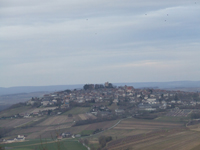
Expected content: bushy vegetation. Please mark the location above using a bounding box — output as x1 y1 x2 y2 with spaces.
135 114 158 119
73 116 118 126
98 136 112 148
191 112 200 119
80 130 94 136
8 102 26 109
0 127 13 138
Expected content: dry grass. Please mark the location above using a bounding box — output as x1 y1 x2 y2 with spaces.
63 107 90 115
105 127 200 150
0 106 34 117
85 120 119 130
79 114 88 120
37 115 73 126
113 119 182 130
106 128 194 150
30 107 58 114
78 113 97 120
0 118 39 128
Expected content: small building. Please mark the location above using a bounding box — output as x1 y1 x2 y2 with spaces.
5 135 25 143
91 111 98 115
41 101 49 106
57 136 63 140
115 109 125 115
138 103 156 111
61 132 71 138
113 99 119 104
75 134 81 138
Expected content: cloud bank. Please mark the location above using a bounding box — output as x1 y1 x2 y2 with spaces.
0 0 200 87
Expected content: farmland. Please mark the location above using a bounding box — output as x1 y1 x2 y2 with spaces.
113 119 182 130
2 83 200 150
86 117 200 150
85 117 200 150
39 119 119 139
2 114 200 150
78 113 97 120
106 128 200 150
0 112 98 140
0 106 34 117
0 118 39 128
63 107 91 115
37 116 73 126
166 109 193 117
2 139 87 150
74 118 200 150
3 117 118 140
30 107 58 114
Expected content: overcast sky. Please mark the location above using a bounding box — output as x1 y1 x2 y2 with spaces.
1 0 200 87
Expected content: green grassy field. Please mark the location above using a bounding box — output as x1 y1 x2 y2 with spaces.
2 139 87 150
63 107 90 115
80 130 94 136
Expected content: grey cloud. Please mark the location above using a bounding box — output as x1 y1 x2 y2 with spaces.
0 0 200 87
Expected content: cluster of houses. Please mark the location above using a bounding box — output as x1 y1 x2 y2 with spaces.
3 135 25 143
1 83 200 144
57 132 82 140
24 82 200 115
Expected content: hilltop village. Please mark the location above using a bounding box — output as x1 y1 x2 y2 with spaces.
1 82 200 145
14 82 200 118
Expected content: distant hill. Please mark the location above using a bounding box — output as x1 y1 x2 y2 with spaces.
114 81 200 89
1 81 200 96
0 84 84 96
0 92 49 104
0 104 12 111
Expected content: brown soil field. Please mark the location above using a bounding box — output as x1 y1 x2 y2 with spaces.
36 120 119 139
25 123 72 139
0 118 38 128
87 113 97 119
106 128 200 150
26 126 53 139
85 120 119 130
101 129 151 139
37 115 73 126
10 126 46 135
73 115 81 121
8 122 73 139
114 119 182 130
121 119 182 126
78 113 97 120
39 124 91 139
79 114 87 120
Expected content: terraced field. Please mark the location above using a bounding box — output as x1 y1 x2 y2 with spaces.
0 118 40 128
114 119 182 130
0 106 34 117
63 107 90 115
78 113 97 120
106 128 200 150
81 117 200 150
37 116 73 126
31 107 58 113
87 118 192 149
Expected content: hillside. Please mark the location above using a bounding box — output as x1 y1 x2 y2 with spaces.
1 83 200 150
